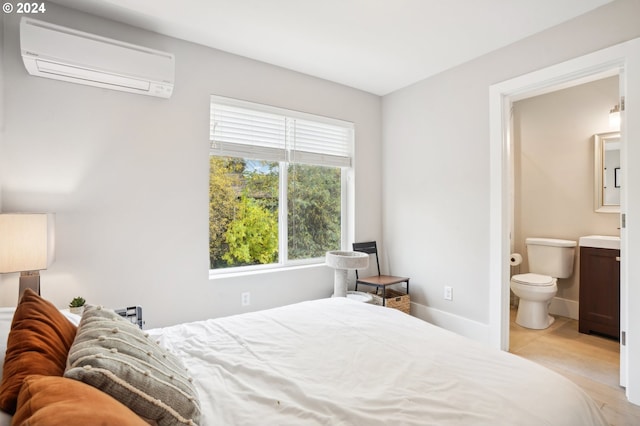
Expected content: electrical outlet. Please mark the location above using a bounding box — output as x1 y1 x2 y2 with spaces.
444 286 453 301
241 292 251 306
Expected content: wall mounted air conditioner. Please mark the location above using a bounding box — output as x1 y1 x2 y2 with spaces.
20 18 175 98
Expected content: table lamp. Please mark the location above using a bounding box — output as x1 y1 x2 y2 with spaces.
0 213 55 298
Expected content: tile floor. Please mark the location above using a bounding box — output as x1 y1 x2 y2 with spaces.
509 308 640 425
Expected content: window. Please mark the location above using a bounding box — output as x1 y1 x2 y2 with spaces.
209 96 354 272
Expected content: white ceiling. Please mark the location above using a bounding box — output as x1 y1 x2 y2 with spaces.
49 0 612 95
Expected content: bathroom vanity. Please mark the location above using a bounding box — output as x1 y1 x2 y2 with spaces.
578 235 620 340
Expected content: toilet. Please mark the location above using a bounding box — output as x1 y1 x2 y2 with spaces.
510 237 576 329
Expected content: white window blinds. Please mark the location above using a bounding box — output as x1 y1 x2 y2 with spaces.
210 96 353 167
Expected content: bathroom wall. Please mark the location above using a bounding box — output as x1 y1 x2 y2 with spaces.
512 76 620 317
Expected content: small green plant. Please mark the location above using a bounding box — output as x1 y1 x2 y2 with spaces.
69 297 86 308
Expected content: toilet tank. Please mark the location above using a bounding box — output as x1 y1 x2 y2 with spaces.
525 237 576 278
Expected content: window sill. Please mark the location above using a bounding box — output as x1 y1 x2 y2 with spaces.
209 261 327 280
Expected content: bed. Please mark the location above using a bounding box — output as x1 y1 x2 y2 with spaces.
0 291 607 425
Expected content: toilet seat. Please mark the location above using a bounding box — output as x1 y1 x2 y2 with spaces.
511 273 554 287
510 274 557 329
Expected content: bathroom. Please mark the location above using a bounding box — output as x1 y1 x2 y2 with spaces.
510 75 620 328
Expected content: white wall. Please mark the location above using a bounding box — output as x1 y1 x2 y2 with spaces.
0 4 382 327
382 0 640 337
513 77 620 305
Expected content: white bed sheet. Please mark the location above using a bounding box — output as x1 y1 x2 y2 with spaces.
148 298 607 426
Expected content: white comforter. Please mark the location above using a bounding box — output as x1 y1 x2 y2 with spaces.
148 298 607 426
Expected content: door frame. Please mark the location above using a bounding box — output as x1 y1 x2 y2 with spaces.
489 38 640 404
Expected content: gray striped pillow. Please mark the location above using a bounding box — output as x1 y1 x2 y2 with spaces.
64 305 200 426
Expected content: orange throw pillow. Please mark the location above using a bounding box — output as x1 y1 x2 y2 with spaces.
0 289 77 414
13 375 151 426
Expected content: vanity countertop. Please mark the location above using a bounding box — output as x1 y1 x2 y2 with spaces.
578 235 620 250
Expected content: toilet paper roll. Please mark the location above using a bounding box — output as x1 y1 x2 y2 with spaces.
510 253 523 266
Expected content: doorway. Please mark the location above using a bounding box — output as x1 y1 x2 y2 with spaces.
509 72 622 392
510 76 620 323
489 38 640 405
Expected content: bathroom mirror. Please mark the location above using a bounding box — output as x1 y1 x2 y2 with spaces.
594 132 620 213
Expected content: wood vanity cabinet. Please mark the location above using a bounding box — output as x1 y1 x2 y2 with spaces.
579 246 620 339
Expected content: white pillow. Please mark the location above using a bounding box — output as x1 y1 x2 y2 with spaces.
0 308 15 381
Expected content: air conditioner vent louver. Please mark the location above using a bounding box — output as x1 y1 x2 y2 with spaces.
20 17 174 98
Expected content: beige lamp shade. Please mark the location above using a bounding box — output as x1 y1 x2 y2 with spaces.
0 213 55 273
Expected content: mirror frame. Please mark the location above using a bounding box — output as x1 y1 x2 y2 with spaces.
594 131 620 213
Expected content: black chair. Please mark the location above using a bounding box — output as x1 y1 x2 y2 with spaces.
352 241 409 305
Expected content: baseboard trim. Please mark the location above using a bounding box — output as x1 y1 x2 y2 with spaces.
410 302 490 345
409 298 577 345
549 296 579 320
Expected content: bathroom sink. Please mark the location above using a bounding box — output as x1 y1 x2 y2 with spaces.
578 235 620 250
